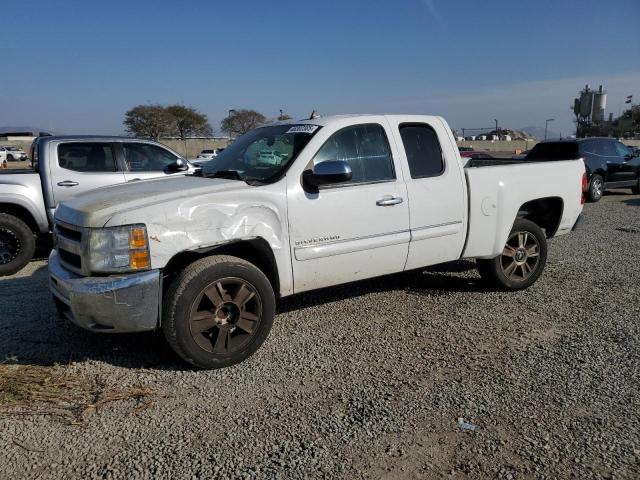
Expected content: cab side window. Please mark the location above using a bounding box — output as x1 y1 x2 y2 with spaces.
313 124 395 184
596 140 616 157
58 143 117 172
399 124 444 178
123 143 178 172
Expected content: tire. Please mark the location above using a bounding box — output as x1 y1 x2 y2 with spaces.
587 174 604 202
476 219 548 291
0 213 36 276
162 255 275 369
631 178 640 195
6 154 13 162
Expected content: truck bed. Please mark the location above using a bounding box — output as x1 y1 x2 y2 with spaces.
461 158 585 259
0 168 36 174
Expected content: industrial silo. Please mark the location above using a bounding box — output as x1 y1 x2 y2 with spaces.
579 85 594 118
592 85 607 123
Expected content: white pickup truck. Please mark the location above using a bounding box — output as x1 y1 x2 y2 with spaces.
0 136 197 275
49 115 585 369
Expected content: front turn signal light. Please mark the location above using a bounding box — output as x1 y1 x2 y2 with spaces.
130 250 151 270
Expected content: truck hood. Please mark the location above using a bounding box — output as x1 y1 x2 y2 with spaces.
55 175 249 228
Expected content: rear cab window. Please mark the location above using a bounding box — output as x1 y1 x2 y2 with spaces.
399 123 444 178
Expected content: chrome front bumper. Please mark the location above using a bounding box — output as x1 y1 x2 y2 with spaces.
48 250 161 333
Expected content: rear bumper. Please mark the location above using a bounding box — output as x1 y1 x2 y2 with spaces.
48 250 161 333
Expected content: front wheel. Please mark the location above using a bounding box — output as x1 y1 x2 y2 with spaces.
476 219 548 291
162 255 275 369
0 213 36 276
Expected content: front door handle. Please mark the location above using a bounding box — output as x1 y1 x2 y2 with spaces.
376 195 403 206
57 180 79 187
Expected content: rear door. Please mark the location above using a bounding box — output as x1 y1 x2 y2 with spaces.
387 117 467 270
287 120 410 293
119 142 188 182
50 141 126 207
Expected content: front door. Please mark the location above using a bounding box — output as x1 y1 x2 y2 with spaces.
119 142 188 182
612 141 638 183
50 141 126 207
287 121 410 293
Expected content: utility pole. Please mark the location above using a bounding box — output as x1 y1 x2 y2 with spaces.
494 119 498 136
545 118 555 140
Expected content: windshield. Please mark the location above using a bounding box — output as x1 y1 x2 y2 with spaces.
201 124 320 183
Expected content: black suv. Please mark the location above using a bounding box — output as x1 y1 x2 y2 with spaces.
525 138 640 202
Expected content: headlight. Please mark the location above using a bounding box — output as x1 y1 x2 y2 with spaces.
87 224 150 273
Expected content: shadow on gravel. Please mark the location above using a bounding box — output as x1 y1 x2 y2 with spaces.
1 259 483 370
0 265 184 371
622 198 640 207
278 259 486 314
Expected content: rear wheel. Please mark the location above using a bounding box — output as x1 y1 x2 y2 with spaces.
587 174 604 202
0 213 36 276
6 154 14 162
477 219 547 291
632 178 640 195
162 255 275 369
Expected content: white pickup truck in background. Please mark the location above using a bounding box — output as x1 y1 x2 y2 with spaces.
0 136 198 275
49 115 585 369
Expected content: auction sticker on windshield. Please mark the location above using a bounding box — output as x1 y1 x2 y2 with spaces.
286 125 319 134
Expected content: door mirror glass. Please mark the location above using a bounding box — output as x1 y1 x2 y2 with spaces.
166 158 189 172
303 160 352 189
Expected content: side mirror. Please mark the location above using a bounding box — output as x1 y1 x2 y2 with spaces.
302 160 352 190
167 158 189 172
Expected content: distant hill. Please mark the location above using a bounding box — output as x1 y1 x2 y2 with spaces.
519 126 561 141
0 126 56 136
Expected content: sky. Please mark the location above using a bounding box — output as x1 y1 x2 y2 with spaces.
1 0 638 137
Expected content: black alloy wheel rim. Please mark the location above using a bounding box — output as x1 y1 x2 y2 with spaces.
0 227 20 265
500 230 540 281
188 277 262 355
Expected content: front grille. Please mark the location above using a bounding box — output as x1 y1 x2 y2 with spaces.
54 222 86 275
56 224 82 242
58 249 82 269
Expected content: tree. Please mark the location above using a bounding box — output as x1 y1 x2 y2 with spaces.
221 109 267 137
123 105 175 140
166 105 213 140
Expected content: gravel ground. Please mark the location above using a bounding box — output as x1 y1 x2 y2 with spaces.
1 192 639 479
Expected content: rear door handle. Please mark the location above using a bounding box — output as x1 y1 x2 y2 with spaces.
376 195 403 206
57 180 79 187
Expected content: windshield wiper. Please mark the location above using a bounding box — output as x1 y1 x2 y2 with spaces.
205 169 264 186
206 169 243 180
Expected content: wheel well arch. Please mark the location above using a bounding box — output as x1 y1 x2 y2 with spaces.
163 238 280 297
516 197 563 237
591 168 606 181
0 202 39 233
